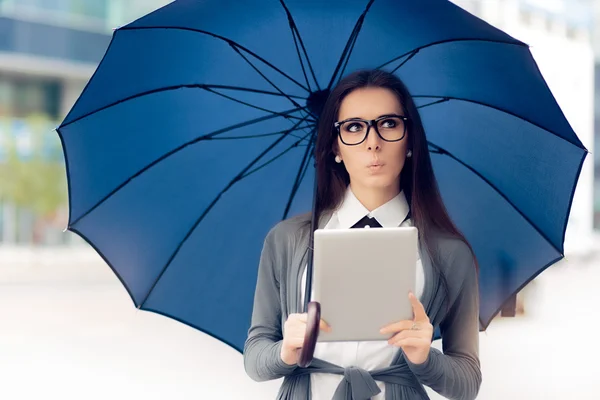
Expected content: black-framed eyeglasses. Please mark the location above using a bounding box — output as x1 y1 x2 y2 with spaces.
333 114 409 146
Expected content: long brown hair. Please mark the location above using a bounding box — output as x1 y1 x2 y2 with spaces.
314 69 478 299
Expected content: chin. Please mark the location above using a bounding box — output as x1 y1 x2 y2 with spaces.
362 175 398 190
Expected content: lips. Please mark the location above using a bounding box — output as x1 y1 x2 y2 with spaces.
368 161 384 167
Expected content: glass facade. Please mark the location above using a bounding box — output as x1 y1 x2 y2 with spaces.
594 63 600 230
107 0 172 29
0 0 171 32
0 0 108 32
518 0 594 29
0 0 108 18
0 74 61 119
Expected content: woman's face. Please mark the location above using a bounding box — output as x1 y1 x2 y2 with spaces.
335 87 409 192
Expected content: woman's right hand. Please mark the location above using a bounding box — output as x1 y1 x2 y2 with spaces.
280 313 332 365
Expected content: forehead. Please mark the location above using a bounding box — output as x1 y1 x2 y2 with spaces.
338 87 404 120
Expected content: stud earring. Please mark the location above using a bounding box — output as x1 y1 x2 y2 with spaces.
335 155 342 163
406 150 412 158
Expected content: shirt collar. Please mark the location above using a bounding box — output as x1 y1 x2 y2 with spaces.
336 186 410 229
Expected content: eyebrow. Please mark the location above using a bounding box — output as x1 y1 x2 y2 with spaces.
338 113 403 121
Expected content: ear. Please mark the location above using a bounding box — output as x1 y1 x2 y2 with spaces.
332 140 340 157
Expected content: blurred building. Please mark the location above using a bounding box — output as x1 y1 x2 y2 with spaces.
593 0 600 230
0 0 171 245
452 0 597 254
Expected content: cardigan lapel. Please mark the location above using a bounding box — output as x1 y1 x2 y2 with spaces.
290 211 333 314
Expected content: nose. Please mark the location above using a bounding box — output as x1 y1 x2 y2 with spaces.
365 124 382 151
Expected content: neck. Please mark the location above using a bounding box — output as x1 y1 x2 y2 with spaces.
349 181 401 211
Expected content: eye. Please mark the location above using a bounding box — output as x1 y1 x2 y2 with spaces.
345 122 364 133
380 118 397 129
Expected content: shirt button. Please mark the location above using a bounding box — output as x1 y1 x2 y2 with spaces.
364 225 370 228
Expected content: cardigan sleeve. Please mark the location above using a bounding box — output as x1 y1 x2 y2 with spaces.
406 240 482 400
243 228 298 382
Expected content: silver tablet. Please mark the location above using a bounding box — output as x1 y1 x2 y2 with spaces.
312 227 418 342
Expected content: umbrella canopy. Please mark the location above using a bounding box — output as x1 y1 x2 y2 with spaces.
57 0 588 352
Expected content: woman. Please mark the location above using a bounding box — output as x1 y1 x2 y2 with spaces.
243 69 481 400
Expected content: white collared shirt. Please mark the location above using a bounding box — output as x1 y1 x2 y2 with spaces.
300 187 425 400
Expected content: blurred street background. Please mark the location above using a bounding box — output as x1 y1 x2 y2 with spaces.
0 0 599 399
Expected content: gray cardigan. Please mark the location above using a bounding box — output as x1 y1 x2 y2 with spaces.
243 212 481 399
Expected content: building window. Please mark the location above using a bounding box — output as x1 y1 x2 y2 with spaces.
519 9 532 26
0 80 13 116
0 74 62 119
1 0 107 17
70 0 108 20
0 0 109 32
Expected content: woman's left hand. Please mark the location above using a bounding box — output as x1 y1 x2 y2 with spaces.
379 291 433 365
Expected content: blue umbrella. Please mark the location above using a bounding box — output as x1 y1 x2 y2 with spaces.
57 0 588 352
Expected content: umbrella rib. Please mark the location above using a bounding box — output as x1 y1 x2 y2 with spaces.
376 38 528 71
210 125 314 142
138 117 312 309
327 0 375 90
240 129 314 179
119 26 310 93
389 49 419 74
413 95 584 149
60 84 307 129
279 0 321 92
228 44 308 113
334 21 362 88
415 97 450 109
202 86 313 121
428 141 564 256
283 129 316 219
68 107 309 227
289 18 312 92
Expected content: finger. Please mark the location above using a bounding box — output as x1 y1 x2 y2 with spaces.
379 320 413 334
389 337 425 348
287 313 308 325
409 292 428 322
320 319 332 332
295 313 308 322
386 329 426 344
288 337 305 349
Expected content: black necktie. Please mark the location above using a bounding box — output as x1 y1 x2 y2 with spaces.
350 211 411 229
351 215 382 229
